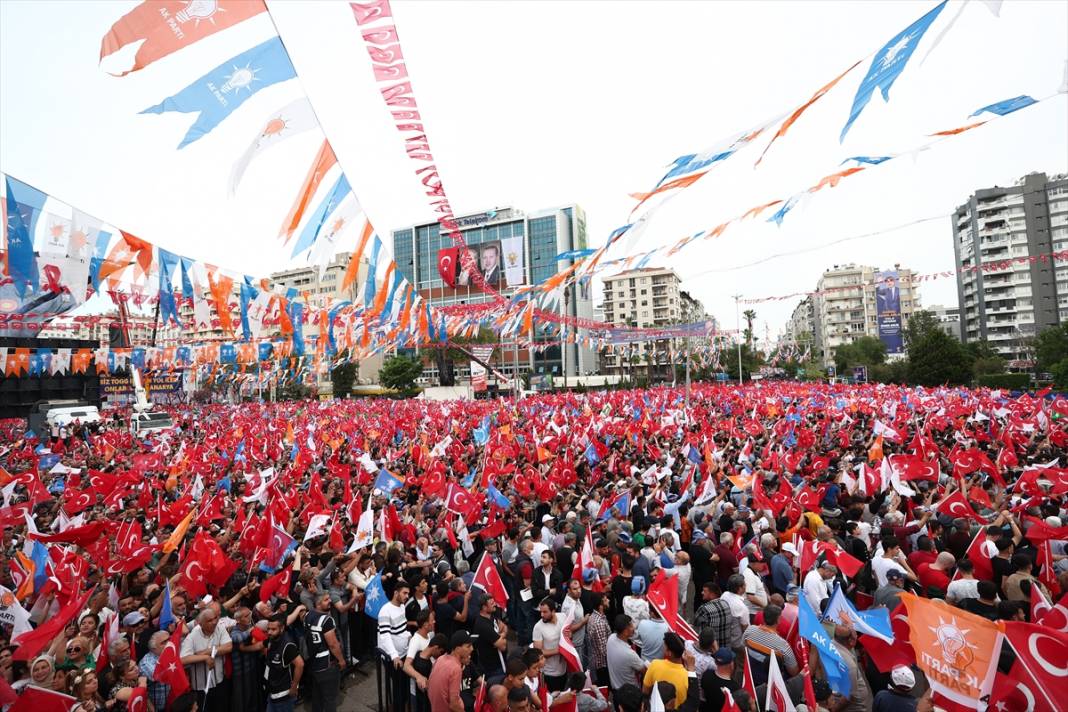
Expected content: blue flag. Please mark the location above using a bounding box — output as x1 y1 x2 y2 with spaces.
970 94 1037 117
824 585 893 643
584 442 600 466
374 468 404 495
487 484 511 510
797 591 852 696
686 445 702 465
158 248 182 327
159 580 175 630
363 573 387 619
766 194 801 227
841 155 893 166
141 37 297 148
840 1 947 142
364 236 383 306
30 541 49 593
290 174 351 257
5 176 46 297
473 416 491 447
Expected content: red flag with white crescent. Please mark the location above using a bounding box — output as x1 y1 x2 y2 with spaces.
437 247 460 288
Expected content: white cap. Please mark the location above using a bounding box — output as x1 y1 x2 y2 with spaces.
781 542 799 556
890 666 915 689
542 514 555 523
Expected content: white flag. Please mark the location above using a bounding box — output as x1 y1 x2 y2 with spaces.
348 508 375 553
765 650 797 711
501 235 525 287
229 98 318 195
305 514 331 542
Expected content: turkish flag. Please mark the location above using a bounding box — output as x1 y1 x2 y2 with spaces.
963 529 994 582
931 489 984 523
444 483 473 515
1033 590 1068 632
988 669 1053 712
154 623 191 703
13 586 94 661
260 567 292 603
472 552 508 609
646 572 698 644
1001 623 1068 711
29 520 106 547
7 686 78 712
890 454 939 482
437 246 460 288
126 687 149 712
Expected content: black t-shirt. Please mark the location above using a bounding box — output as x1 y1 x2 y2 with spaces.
472 614 504 677
701 670 739 712
961 598 999 621
434 597 462 640
459 662 480 711
992 556 1013 591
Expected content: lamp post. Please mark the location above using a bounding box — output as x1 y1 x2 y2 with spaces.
734 294 744 385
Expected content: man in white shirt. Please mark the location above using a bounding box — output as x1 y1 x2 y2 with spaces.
378 581 412 711
721 574 751 633
945 559 980 604
560 580 589 654
872 536 918 589
180 608 233 709
803 561 837 614
741 556 770 617
541 515 557 549
532 598 568 692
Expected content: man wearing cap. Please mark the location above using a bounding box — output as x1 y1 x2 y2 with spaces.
427 631 474 712
874 570 907 611
541 515 557 549
770 543 797 597
699 648 739 712
873 665 918 712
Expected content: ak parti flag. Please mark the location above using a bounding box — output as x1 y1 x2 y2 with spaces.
162 508 195 554
100 1 267 77
898 592 1001 711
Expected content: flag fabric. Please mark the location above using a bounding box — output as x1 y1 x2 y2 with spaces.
444 483 473 515
348 506 374 552
556 606 584 672
140 36 297 148
987 669 1052 712
840 1 948 141
7 685 78 712
824 585 893 643
646 573 698 644
797 592 852 696
1001 621 1068 711
970 94 1037 117
597 490 631 522
12 586 94 661
161 509 194 554
260 567 292 602
765 651 796 712
486 484 511 510
373 468 404 496
289 173 352 258
5 176 44 297
363 573 387 619
1032 589 1068 631
280 140 339 242
898 592 1001 711
99 0 267 77
471 552 508 609
230 97 318 195
437 246 460 288
0 585 32 638
158 580 175 630
153 622 190 703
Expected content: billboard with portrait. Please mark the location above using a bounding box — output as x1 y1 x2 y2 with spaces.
441 241 517 289
875 270 903 354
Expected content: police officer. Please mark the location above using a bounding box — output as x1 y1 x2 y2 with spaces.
303 591 348 712
264 614 303 712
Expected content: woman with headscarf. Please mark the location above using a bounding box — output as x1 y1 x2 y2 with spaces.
12 655 57 692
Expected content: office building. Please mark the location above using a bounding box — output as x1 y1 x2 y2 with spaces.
600 266 683 378
952 172 1068 360
39 312 180 348
926 304 963 341
392 205 596 383
813 263 920 366
784 297 816 354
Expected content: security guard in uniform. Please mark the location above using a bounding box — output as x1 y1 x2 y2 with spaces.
302 591 348 712
264 614 303 712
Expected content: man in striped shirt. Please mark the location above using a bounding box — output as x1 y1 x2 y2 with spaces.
379 581 412 712
741 604 798 686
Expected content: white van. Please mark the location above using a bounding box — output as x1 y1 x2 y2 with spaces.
46 405 101 429
130 411 174 435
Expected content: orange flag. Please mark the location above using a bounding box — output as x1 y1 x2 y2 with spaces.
898 593 1001 710
207 272 234 336
162 509 195 554
100 0 267 77
342 221 375 292
741 200 783 220
368 263 395 319
868 435 884 463
808 166 866 194
930 120 987 137
628 171 708 213
280 140 338 242
756 60 862 166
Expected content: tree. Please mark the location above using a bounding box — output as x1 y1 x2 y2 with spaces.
963 340 1000 361
743 310 757 347
870 360 910 384
724 343 763 382
1033 323 1068 371
971 356 1006 377
379 355 423 392
904 310 942 349
833 336 887 373
907 329 972 386
330 361 358 398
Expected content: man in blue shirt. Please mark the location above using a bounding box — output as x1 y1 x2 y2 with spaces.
770 542 797 597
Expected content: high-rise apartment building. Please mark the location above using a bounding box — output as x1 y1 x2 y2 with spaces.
600 267 684 378
813 263 920 366
952 172 1068 360
392 205 596 382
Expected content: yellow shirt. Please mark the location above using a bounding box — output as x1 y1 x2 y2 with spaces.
643 659 689 705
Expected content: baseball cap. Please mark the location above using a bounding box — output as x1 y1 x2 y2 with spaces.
122 612 146 626
542 514 555 523
890 665 916 689
886 569 906 581
582 569 598 583
712 648 735 664
786 584 802 600
631 577 646 595
449 630 472 651
781 542 799 556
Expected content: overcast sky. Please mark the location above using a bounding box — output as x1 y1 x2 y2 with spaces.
2 0 1065 345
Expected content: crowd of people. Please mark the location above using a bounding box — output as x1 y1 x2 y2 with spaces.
0 381 1066 712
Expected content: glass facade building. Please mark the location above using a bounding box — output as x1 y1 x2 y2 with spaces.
392 205 597 382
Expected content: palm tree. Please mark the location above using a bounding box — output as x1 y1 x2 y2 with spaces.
743 309 757 347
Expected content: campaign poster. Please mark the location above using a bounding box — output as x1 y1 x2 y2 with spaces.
875 270 903 354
